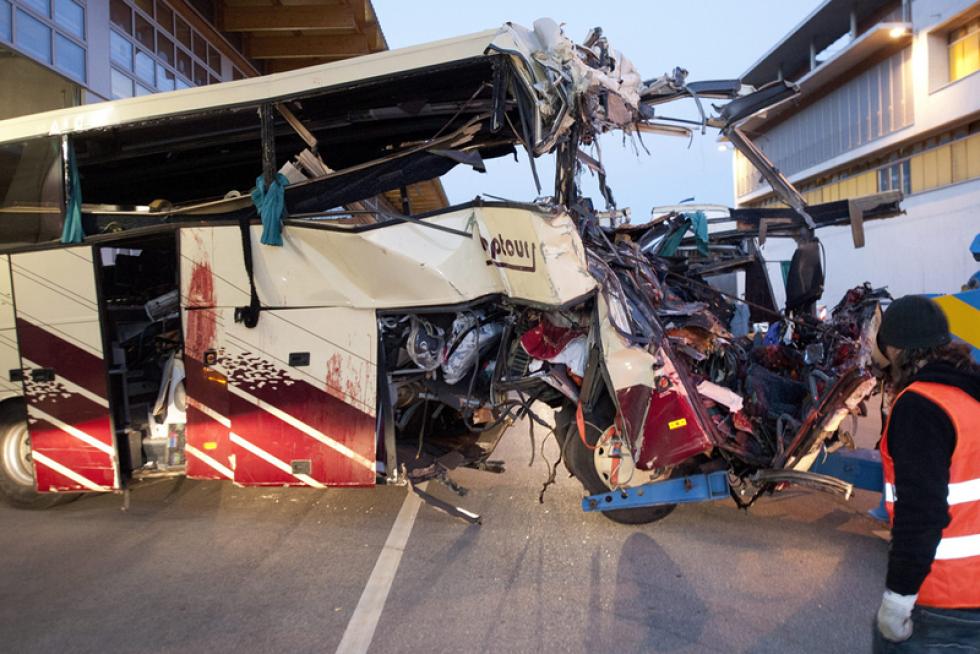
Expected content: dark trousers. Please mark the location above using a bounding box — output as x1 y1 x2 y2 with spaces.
873 606 980 652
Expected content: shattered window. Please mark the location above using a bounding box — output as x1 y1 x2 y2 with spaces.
0 136 65 245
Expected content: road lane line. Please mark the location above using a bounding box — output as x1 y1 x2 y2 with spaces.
335 485 425 654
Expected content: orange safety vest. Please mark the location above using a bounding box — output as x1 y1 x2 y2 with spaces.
881 381 980 609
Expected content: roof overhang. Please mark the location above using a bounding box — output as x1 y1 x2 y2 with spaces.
219 0 389 74
738 22 912 134
741 0 899 87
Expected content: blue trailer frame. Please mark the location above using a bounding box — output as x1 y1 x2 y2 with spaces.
582 448 887 517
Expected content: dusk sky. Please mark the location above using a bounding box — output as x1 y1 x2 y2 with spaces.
374 0 819 218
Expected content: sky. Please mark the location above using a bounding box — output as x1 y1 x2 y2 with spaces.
373 0 818 219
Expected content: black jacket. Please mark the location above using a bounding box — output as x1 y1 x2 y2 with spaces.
885 361 980 597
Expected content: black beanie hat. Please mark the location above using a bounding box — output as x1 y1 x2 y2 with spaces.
878 295 951 350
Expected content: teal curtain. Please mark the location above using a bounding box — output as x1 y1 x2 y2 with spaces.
688 211 709 256
60 141 84 244
251 173 288 246
659 211 709 256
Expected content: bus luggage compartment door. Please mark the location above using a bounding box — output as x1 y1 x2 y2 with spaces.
10 247 119 492
221 307 378 488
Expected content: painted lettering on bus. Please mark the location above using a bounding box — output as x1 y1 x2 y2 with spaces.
479 235 537 272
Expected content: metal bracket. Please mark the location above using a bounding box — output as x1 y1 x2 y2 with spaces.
410 481 481 525
808 447 883 493
582 471 730 513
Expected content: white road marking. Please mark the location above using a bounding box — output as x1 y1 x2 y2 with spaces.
228 384 375 472
27 405 115 457
185 443 234 479
31 451 110 492
335 485 425 654
229 432 326 489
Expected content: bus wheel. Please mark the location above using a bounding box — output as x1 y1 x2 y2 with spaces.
563 399 676 525
0 402 73 509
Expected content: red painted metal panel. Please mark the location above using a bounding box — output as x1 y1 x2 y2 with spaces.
619 385 713 470
228 368 376 487
183 353 233 480
180 228 377 487
16 318 108 397
14 317 117 492
231 378 375 486
11 246 118 493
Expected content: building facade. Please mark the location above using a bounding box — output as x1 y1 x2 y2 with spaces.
0 0 447 212
734 0 980 306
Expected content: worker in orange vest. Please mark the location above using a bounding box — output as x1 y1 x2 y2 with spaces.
872 295 980 652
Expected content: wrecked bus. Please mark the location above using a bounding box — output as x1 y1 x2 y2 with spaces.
0 20 900 524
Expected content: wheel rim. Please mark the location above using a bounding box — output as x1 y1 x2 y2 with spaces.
593 425 636 489
3 421 35 487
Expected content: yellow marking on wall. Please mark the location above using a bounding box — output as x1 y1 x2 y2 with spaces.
968 133 980 179
933 295 980 350
952 139 968 183
910 153 925 193
936 144 952 187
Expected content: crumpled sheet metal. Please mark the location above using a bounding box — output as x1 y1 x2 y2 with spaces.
491 18 645 154
597 294 657 391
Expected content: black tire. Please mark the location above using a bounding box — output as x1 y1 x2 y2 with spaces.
562 401 676 525
0 401 75 509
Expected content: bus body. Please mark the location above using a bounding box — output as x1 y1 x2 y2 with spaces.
0 19 903 523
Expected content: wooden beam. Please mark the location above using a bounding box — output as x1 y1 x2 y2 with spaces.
246 34 372 59
223 6 357 32
224 1 345 5
349 0 371 28
348 0 386 50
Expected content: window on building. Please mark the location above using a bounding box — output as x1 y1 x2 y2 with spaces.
877 160 911 195
949 17 980 82
2 1 87 83
0 2 10 42
14 8 50 63
108 0 227 99
737 47 914 199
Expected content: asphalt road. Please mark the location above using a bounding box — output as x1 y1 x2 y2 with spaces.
0 413 889 654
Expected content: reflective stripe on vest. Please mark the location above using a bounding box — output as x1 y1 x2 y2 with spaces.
881 381 980 608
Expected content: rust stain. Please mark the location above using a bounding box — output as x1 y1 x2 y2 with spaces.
185 262 216 361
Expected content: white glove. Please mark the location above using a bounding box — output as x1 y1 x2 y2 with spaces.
876 590 917 642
